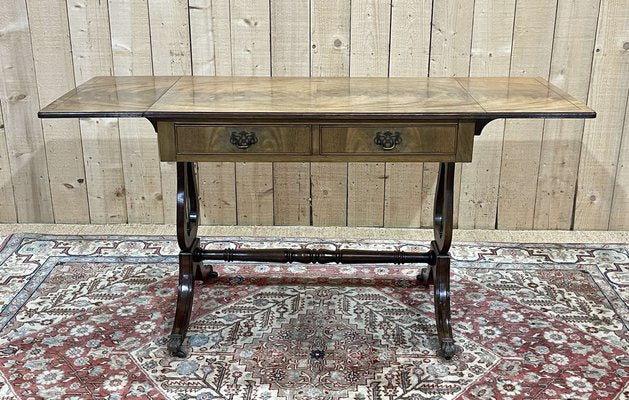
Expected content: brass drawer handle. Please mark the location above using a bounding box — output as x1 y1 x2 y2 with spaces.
374 131 402 151
230 131 258 149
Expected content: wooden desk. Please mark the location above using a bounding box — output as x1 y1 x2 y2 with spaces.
39 76 595 359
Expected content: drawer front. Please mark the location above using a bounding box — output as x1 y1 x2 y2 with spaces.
319 125 458 155
175 125 312 155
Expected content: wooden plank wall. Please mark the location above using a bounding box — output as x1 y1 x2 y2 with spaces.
0 0 627 230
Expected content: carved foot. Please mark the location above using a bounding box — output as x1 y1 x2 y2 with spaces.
417 266 434 286
170 253 195 357
195 264 219 282
433 250 455 360
440 340 456 360
168 334 187 358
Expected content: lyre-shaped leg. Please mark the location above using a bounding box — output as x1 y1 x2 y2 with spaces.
168 246 199 357
168 162 217 357
430 162 456 359
176 162 199 252
432 246 455 359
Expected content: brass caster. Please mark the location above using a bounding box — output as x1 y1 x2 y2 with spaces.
441 340 456 360
417 266 434 286
167 334 187 358
173 348 187 358
196 265 219 282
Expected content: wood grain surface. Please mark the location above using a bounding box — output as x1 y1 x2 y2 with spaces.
310 0 351 227
1 0 53 222
319 125 457 155
176 125 311 154
457 0 516 230
533 0 600 230
574 0 629 230
2 1 623 231
110 0 165 225
40 76 594 120
39 76 180 118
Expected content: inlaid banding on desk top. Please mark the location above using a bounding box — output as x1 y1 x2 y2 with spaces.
147 77 484 117
39 76 595 120
38 76 180 118
454 77 592 113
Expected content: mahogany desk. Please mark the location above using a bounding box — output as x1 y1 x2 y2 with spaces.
39 76 595 359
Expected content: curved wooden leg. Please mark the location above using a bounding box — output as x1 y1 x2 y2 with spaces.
168 249 198 357
169 162 219 357
433 247 455 359
430 162 456 359
433 163 454 253
177 162 199 252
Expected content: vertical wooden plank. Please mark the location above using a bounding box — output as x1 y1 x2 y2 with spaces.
230 0 273 225
271 0 310 76
311 0 350 77
0 0 54 222
148 0 191 76
384 163 422 227
118 119 164 223
273 162 310 225
189 0 234 76
235 162 274 225
388 0 431 77
189 0 216 76
27 0 90 223
148 0 192 224
271 0 311 226
311 162 347 225
0 108 16 222
419 166 438 227
67 0 127 223
190 0 237 225
575 0 629 230
109 0 153 75
384 0 431 227
497 0 558 229
230 0 271 76
76 117 127 224
209 0 234 77
609 95 629 230
198 162 237 225
109 0 164 224
311 0 350 226
533 0 600 229
347 163 385 227
350 0 391 77
426 0 475 228
429 0 474 77
457 0 516 229
348 0 390 227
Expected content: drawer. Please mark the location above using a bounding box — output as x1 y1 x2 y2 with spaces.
319 124 458 155
175 125 312 155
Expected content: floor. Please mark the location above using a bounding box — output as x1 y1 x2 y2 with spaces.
0 227 627 398
0 223 627 243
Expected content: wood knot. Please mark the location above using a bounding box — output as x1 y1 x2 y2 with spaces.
9 94 26 101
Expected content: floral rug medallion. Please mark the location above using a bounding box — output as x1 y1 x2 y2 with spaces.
0 234 626 399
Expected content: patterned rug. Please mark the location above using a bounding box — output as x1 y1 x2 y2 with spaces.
0 234 626 399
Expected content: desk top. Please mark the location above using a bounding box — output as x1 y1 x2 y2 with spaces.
39 76 595 121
